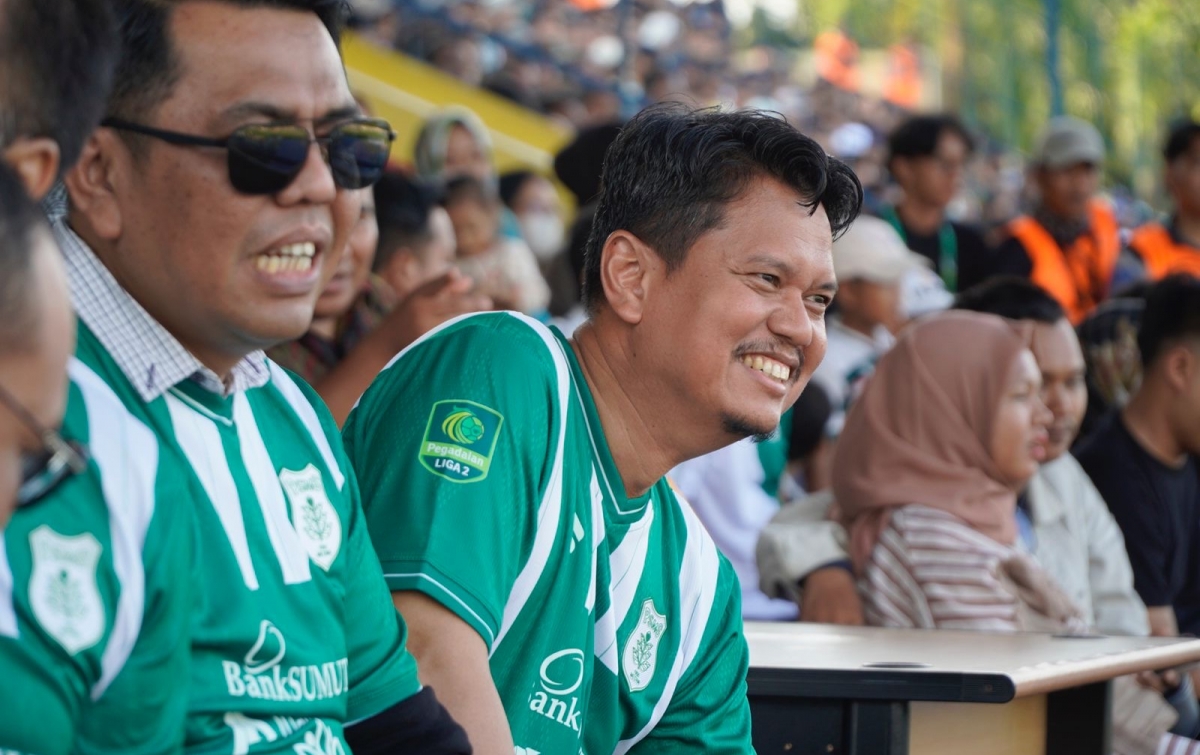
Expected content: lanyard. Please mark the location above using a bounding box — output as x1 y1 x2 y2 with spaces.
882 206 958 292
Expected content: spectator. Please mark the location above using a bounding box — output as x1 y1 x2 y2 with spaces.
444 174 550 315
759 279 1152 640
1127 121 1200 279
57 0 470 750
812 215 927 437
344 105 861 755
779 382 835 502
372 171 458 299
881 114 993 292
993 117 1120 323
499 169 565 263
0 1 196 753
1075 290 1149 443
1076 276 1200 646
413 106 495 186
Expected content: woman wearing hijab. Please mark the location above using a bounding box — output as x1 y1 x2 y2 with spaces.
832 311 1196 755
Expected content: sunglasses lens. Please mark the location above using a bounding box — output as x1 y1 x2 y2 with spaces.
226 125 311 195
328 122 393 189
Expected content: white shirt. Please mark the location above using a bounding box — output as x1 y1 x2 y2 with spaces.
811 315 893 436
671 439 799 621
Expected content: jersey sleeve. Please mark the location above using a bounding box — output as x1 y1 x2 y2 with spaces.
342 314 559 650
73 488 193 755
629 566 753 754
287 374 423 722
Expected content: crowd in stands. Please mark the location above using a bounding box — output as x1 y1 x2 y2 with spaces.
5 0 1200 753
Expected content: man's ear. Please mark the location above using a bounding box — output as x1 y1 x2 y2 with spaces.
598 230 659 326
63 129 126 241
1162 345 1196 394
2 137 60 200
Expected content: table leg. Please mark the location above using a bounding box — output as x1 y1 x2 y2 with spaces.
1044 681 1111 755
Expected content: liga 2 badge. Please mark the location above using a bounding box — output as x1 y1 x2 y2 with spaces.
28 525 106 655
419 400 504 483
623 599 667 692
279 465 342 571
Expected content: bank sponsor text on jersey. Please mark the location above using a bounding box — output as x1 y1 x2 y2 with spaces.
223 620 348 703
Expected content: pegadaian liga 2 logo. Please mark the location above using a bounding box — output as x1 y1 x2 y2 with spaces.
419 400 504 483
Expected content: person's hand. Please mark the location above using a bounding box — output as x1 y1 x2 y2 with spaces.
386 270 491 350
1136 669 1181 695
799 566 865 626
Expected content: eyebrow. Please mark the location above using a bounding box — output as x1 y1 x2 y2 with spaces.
219 101 361 127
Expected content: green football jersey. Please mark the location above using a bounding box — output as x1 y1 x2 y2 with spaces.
0 358 192 755
344 312 754 755
74 323 421 755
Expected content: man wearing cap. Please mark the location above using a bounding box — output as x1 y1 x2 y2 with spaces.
993 116 1119 323
1128 120 1200 280
811 215 931 437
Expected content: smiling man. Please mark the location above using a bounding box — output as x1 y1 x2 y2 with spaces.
344 105 862 754
54 0 468 752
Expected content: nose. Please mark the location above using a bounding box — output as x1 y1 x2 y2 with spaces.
1034 394 1054 429
277 140 337 205
767 289 816 352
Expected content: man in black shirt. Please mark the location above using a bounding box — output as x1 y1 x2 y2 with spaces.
881 114 993 292
1077 275 1200 643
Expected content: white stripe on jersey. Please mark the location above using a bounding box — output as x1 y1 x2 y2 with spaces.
268 363 344 491
584 469 606 615
166 392 260 590
233 394 312 585
492 313 572 656
0 539 15 638
594 503 655 675
69 358 158 699
613 494 721 755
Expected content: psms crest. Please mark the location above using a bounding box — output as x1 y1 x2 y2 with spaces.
28 525 105 655
622 599 667 692
279 465 342 571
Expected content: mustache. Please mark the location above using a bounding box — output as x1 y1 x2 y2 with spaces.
733 340 805 383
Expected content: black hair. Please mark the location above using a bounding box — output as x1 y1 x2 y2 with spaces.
1164 120 1200 165
498 170 537 210
886 114 975 170
0 0 119 175
442 174 496 210
582 105 863 312
0 161 50 352
372 171 438 271
786 383 833 462
953 276 1066 324
107 0 348 123
553 121 623 205
1138 274 1200 368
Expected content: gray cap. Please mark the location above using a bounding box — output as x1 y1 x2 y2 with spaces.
1033 116 1105 169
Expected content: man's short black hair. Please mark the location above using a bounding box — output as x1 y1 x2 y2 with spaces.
373 172 438 271
0 161 50 352
0 0 119 175
954 276 1066 324
498 170 536 210
1138 274 1200 368
887 114 975 169
442 174 496 210
107 0 349 123
1164 120 1200 165
582 105 863 312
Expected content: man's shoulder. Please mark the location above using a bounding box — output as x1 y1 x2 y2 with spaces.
1073 413 1131 471
387 311 560 377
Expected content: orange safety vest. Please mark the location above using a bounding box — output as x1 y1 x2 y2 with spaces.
1127 222 1200 281
1006 201 1121 324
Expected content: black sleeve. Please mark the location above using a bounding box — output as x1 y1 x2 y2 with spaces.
952 223 996 291
344 686 473 755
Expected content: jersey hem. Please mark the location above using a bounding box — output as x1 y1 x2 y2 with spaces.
382 564 499 650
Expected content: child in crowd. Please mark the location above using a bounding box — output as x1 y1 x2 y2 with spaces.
442 175 551 315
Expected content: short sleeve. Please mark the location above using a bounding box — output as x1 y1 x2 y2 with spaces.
343 314 560 649
628 572 753 754
74 497 193 755
286 375 423 721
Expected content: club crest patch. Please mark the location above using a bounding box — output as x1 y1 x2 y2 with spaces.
280 465 342 571
622 599 667 692
28 525 105 655
419 400 504 483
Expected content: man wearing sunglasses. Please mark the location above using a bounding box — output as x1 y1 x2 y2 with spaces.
53 0 469 753
0 1 202 753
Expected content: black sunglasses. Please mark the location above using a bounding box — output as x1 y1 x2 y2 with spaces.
101 117 396 195
0 383 89 508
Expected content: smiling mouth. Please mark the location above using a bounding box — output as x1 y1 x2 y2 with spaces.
740 354 792 383
255 242 317 275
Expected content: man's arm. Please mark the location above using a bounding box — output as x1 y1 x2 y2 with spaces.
312 272 489 425
392 593 514 755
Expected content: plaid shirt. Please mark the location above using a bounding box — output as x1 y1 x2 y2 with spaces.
46 186 269 402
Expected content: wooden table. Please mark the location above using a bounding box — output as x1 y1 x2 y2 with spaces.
746 622 1200 755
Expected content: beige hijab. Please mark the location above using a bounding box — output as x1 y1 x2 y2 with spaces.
832 311 1035 571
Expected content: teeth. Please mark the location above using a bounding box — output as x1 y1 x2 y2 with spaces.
256 242 317 275
741 355 791 383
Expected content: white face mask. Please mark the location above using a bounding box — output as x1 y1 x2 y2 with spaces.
519 212 565 262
